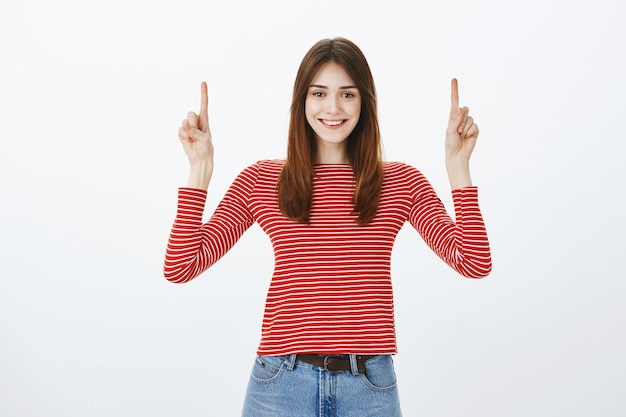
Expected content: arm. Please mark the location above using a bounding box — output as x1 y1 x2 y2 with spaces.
163 166 258 283
409 181 492 278
410 79 491 277
164 82 254 283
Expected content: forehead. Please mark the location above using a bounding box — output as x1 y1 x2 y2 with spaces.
310 61 356 87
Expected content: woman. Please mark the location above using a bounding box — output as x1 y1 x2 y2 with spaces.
164 37 492 417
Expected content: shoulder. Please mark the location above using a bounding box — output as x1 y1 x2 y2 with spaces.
231 159 284 189
252 159 284 179
382 161 434 194
238 159 284 177
383 161 424 179
255 159 285 170
225 160 284 196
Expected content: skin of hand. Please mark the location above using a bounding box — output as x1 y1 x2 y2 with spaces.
445 78 478 189
178 82 214 190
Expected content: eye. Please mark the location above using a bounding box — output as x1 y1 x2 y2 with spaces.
312 91 324 97
342 91 357 98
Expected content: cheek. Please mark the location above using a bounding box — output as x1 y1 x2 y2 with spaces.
305 97 316 113
350 99 362 118
304 111 314 127
356 99 363 113
304 100 316 124
351 103 362 124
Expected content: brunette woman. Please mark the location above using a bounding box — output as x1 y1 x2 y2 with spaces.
165 37 492 417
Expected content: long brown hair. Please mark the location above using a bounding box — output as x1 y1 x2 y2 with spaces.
278 37 384 225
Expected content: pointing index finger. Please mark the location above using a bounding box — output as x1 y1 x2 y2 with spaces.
200 81 208 117
199 81 209 132
450 78 459 119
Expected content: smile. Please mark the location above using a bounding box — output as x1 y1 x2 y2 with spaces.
320 119 346 127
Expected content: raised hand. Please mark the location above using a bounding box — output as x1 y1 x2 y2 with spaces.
445 78 479 162
178 81 214 166
178 82 214 190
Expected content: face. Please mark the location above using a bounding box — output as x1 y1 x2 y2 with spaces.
305 61 361 149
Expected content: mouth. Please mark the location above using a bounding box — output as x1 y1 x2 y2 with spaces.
320 119 347 127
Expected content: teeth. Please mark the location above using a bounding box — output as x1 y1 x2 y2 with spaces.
323 120 343 126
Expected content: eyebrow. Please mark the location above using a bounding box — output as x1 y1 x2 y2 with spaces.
309 84 359 90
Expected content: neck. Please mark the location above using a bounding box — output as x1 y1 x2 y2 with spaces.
315 141 349 164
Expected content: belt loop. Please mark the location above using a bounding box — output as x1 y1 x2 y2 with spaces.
286 354 297 371
348 354 360 376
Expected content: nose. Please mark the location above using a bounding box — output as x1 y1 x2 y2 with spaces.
324 95 341 114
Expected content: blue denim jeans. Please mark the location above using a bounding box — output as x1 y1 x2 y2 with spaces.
241 354 402 417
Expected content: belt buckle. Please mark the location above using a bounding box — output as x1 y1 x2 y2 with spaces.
322 355 342 372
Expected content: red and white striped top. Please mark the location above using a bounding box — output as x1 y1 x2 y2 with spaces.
164 160 491 355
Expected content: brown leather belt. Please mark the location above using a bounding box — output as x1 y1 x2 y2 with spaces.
296 354 377 375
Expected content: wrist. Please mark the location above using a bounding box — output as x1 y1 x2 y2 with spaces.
187 159 214 190
445 157 472 189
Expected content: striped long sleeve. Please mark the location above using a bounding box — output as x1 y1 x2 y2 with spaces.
163 164 257 283
403 167 492 278
163 159 492 355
